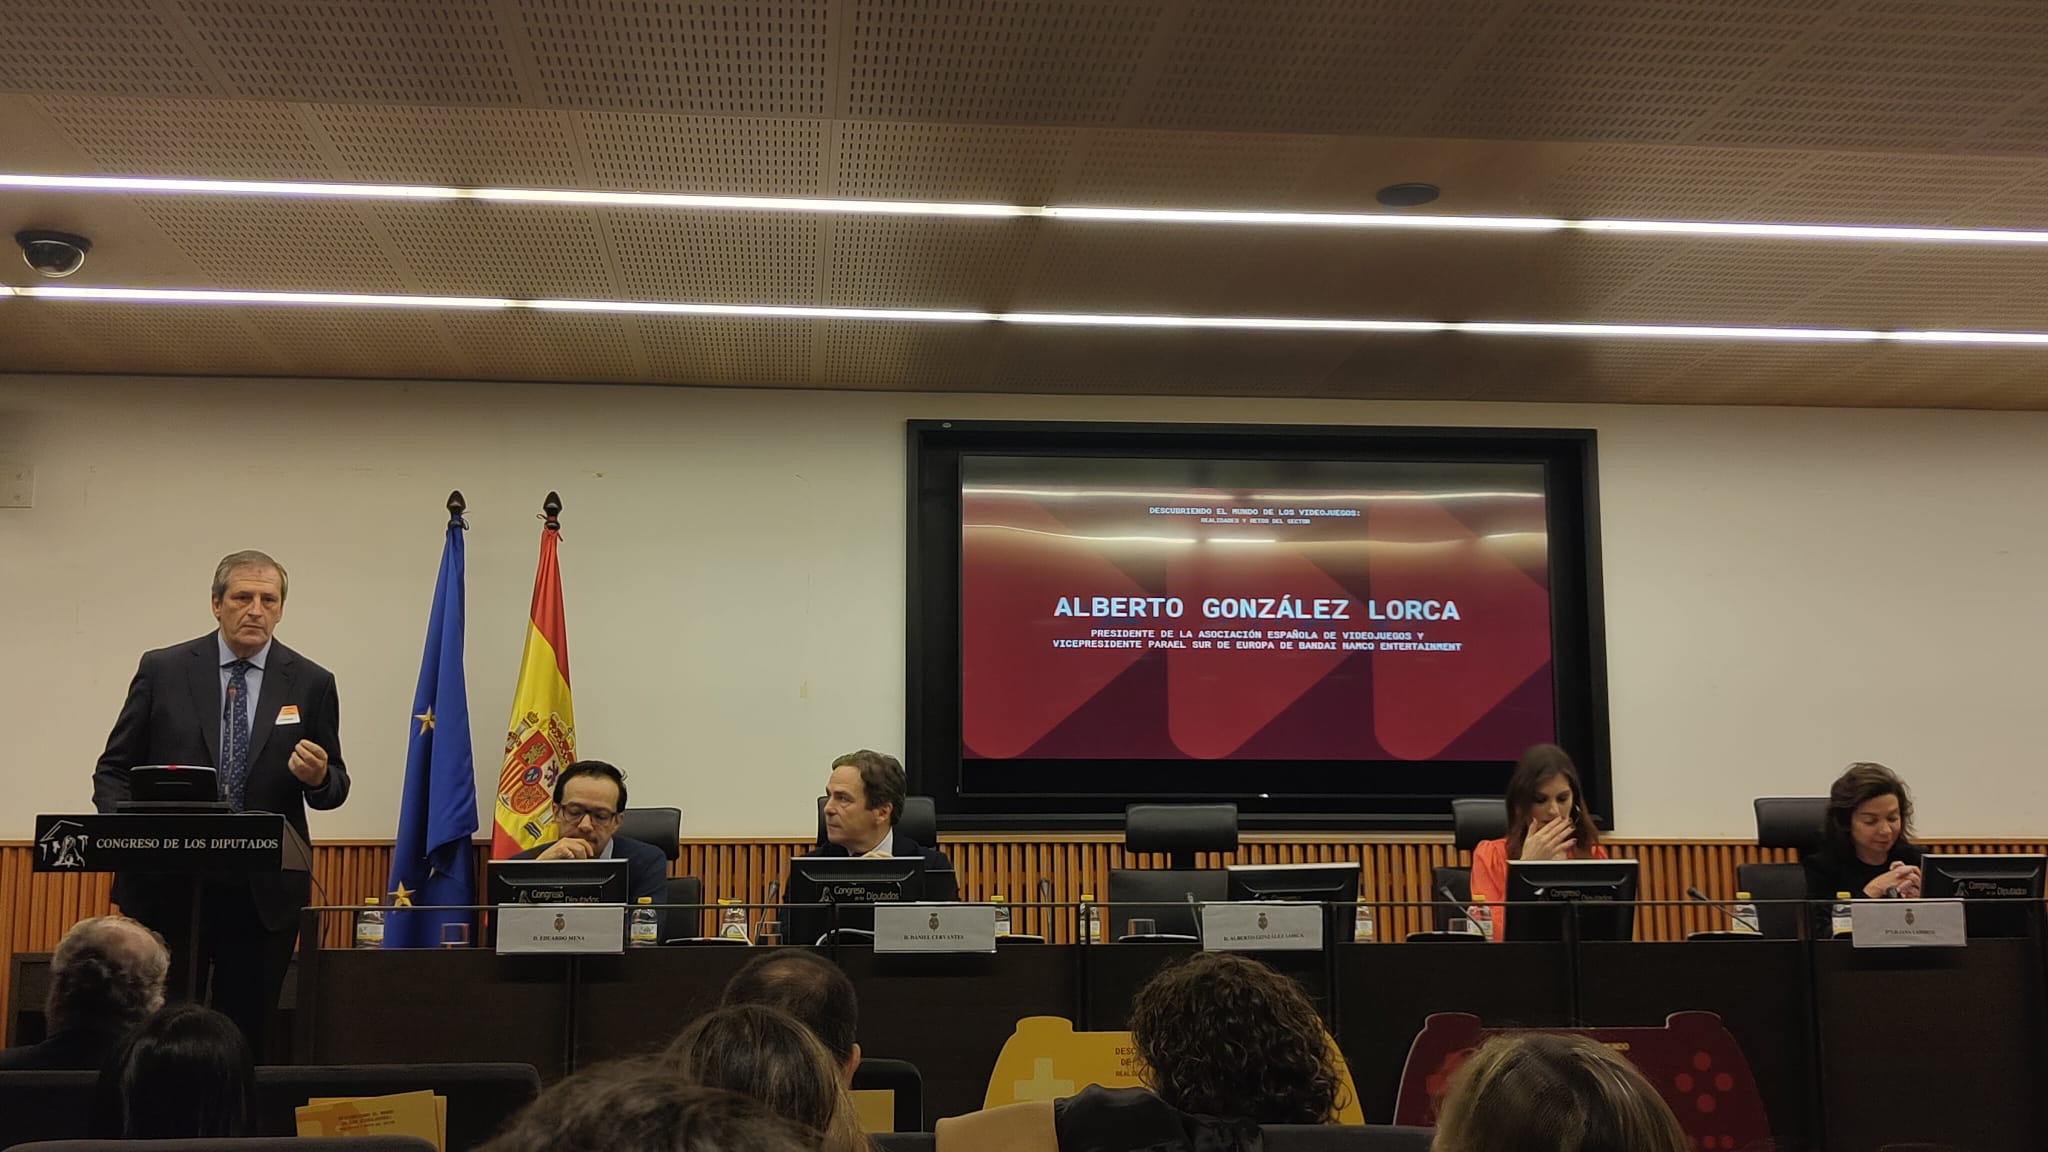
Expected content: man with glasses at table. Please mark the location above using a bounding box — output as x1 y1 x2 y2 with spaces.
516 760 669 925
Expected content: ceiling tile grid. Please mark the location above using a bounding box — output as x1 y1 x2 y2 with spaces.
1137 0 1505 134
636 315 814 387
134 197 409 292
20 300 290 376
603 208 820 305
1060 129 1334 208
577 112 824 194
518 0 830 115
842 0 1161 124
33 93 329 178
234 308 470 379
367 202 618 297
818 320 997 389
311 105 582 185
436 310 638 380
169 0 524 105
0 0 216 98
823 216 1037 310
832 122 1076 202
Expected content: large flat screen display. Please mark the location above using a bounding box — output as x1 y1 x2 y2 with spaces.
908 422 1608 830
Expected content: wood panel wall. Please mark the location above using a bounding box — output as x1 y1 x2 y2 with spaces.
8 835 2043 1020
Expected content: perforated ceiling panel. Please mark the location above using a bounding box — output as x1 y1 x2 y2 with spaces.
819 321 996 389
34 94 329 178
833 122 1076 202
1140 0 1503 134
23 301 288 376
1789 247 2048 330
172 0 524 104
579 113 824 194
311 105 580 186
1742 154 2043 227
519 0 830 115
236 308 468 380
824 217 1036 310
437 311 638 381
1062 130 1333 208
369 203 617 298
1424 0 1837 142
1595 245 1885 325
843 0 1161 124
0 0 215 97
991 326 1363 395
1535 145 1810 221
603 209 819 305
136 198 404 292
637 316 812 388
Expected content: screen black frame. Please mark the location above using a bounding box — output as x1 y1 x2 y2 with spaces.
485 858 632 906
906 419 1610 832
1503 859 1640 943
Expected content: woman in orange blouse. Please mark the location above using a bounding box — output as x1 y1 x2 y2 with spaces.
1469 744 1606 941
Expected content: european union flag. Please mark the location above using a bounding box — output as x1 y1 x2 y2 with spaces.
386 499 479 948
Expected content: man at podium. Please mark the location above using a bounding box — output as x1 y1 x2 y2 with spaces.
90 549 350 1053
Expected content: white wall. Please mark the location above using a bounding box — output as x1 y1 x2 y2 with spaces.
3 374 2043 842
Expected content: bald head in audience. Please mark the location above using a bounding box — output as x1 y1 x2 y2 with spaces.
721 949 862 1083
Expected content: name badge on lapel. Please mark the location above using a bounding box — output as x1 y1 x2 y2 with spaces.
276 705 302 726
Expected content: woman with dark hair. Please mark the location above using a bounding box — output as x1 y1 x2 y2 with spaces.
481 1059 816 1152
935 952 1343 1152
1804 761 1923 903
1469 744 1607 941
665 1004 866 1152
1431 1032 1690 1152
91 1003 254 1139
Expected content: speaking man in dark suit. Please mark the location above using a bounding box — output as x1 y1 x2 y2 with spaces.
91 550 349 1054
814 750 951 871
514 760 669 920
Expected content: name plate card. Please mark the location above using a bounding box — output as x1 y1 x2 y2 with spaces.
495 904 626 955
1851 899 1966 949
1201 902 1324 952
873 903 998 954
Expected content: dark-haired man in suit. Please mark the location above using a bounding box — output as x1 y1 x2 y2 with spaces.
813 750 951 871
514 759 669 925
92 549 349 1055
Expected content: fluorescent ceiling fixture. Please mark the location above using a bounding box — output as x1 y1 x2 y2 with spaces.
8 172 2048 245
10 284 2048 346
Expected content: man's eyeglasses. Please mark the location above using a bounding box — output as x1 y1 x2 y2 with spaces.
558 803 619 825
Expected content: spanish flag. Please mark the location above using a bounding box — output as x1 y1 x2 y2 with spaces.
493 495 575 858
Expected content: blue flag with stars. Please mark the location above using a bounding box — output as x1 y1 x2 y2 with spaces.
385 502 479 948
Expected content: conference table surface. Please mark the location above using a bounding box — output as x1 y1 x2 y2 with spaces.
272 933 2048 1150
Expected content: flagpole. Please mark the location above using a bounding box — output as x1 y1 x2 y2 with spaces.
542 490 560 529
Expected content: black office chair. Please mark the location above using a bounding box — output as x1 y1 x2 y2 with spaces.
256 1063 542 1152
1107 803 1237 939
616 806 709 939
849 1056 924 1132
812 795 938 850
1424 797 1509 933
1744 796 1828 939
0 1070 95 1148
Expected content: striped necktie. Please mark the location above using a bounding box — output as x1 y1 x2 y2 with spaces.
224 659 252 811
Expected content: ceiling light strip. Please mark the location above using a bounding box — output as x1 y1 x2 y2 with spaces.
7 173 2048 244
12 284 2048 345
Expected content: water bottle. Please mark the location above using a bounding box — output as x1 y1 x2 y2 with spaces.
1731 891 1761 935
718 899 751 941
630 896 660 947
1469 896 1494 940
1353 898 1376 943
353 897 384 949
1831 892 1854 939
1078 894 1102 944
991 893 1013 937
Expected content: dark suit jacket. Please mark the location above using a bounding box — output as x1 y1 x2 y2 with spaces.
0 1025 129 1071
93 632 349 931
513 832 670 903
812 832 953 874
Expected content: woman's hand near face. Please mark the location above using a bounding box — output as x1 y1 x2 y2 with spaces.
1518 815 1576 861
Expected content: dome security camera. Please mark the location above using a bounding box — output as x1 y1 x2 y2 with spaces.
16 230 92 278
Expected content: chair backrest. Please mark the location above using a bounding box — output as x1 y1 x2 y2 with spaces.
254 1063 542 1152
1124 803 1238 870
1263 1124 1436 1152
849 1056 924 1133
1737 861 1810 940
1755 797 1829 853
1106 869 1229 938
660 874 707 940
870 1133 936 1152
617 806 681 861
1451 798 1509 852
12 1131 436 1139
0 1069 96 1147
12 1141 436 1152
1430 865 1472 931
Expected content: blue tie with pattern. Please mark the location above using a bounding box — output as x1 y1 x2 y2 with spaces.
225 659 252 811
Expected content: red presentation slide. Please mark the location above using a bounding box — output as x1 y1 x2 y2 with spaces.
960 460 1556 762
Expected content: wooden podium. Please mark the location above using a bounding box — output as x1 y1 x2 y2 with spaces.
32 811 313 999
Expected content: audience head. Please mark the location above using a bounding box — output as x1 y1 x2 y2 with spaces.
1823 761 1914 866
46 915 169 1036
552 759 628 852
823 749 905 852
721 949 861 1082
1431 1032 1689 1152
93 1003 254 1139
479 1059 817 1152
1127 951 1342 1124
1503 744 1601 858
666 1004 864 1152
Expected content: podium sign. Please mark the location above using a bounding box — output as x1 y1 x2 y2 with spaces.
32 813 312 874
1201 902 1324 951
873 903 999 953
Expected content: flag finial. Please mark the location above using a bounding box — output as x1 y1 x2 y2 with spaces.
542 491 562 529
447 490 465 517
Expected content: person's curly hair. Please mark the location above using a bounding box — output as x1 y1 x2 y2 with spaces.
1127 951 1344 1124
